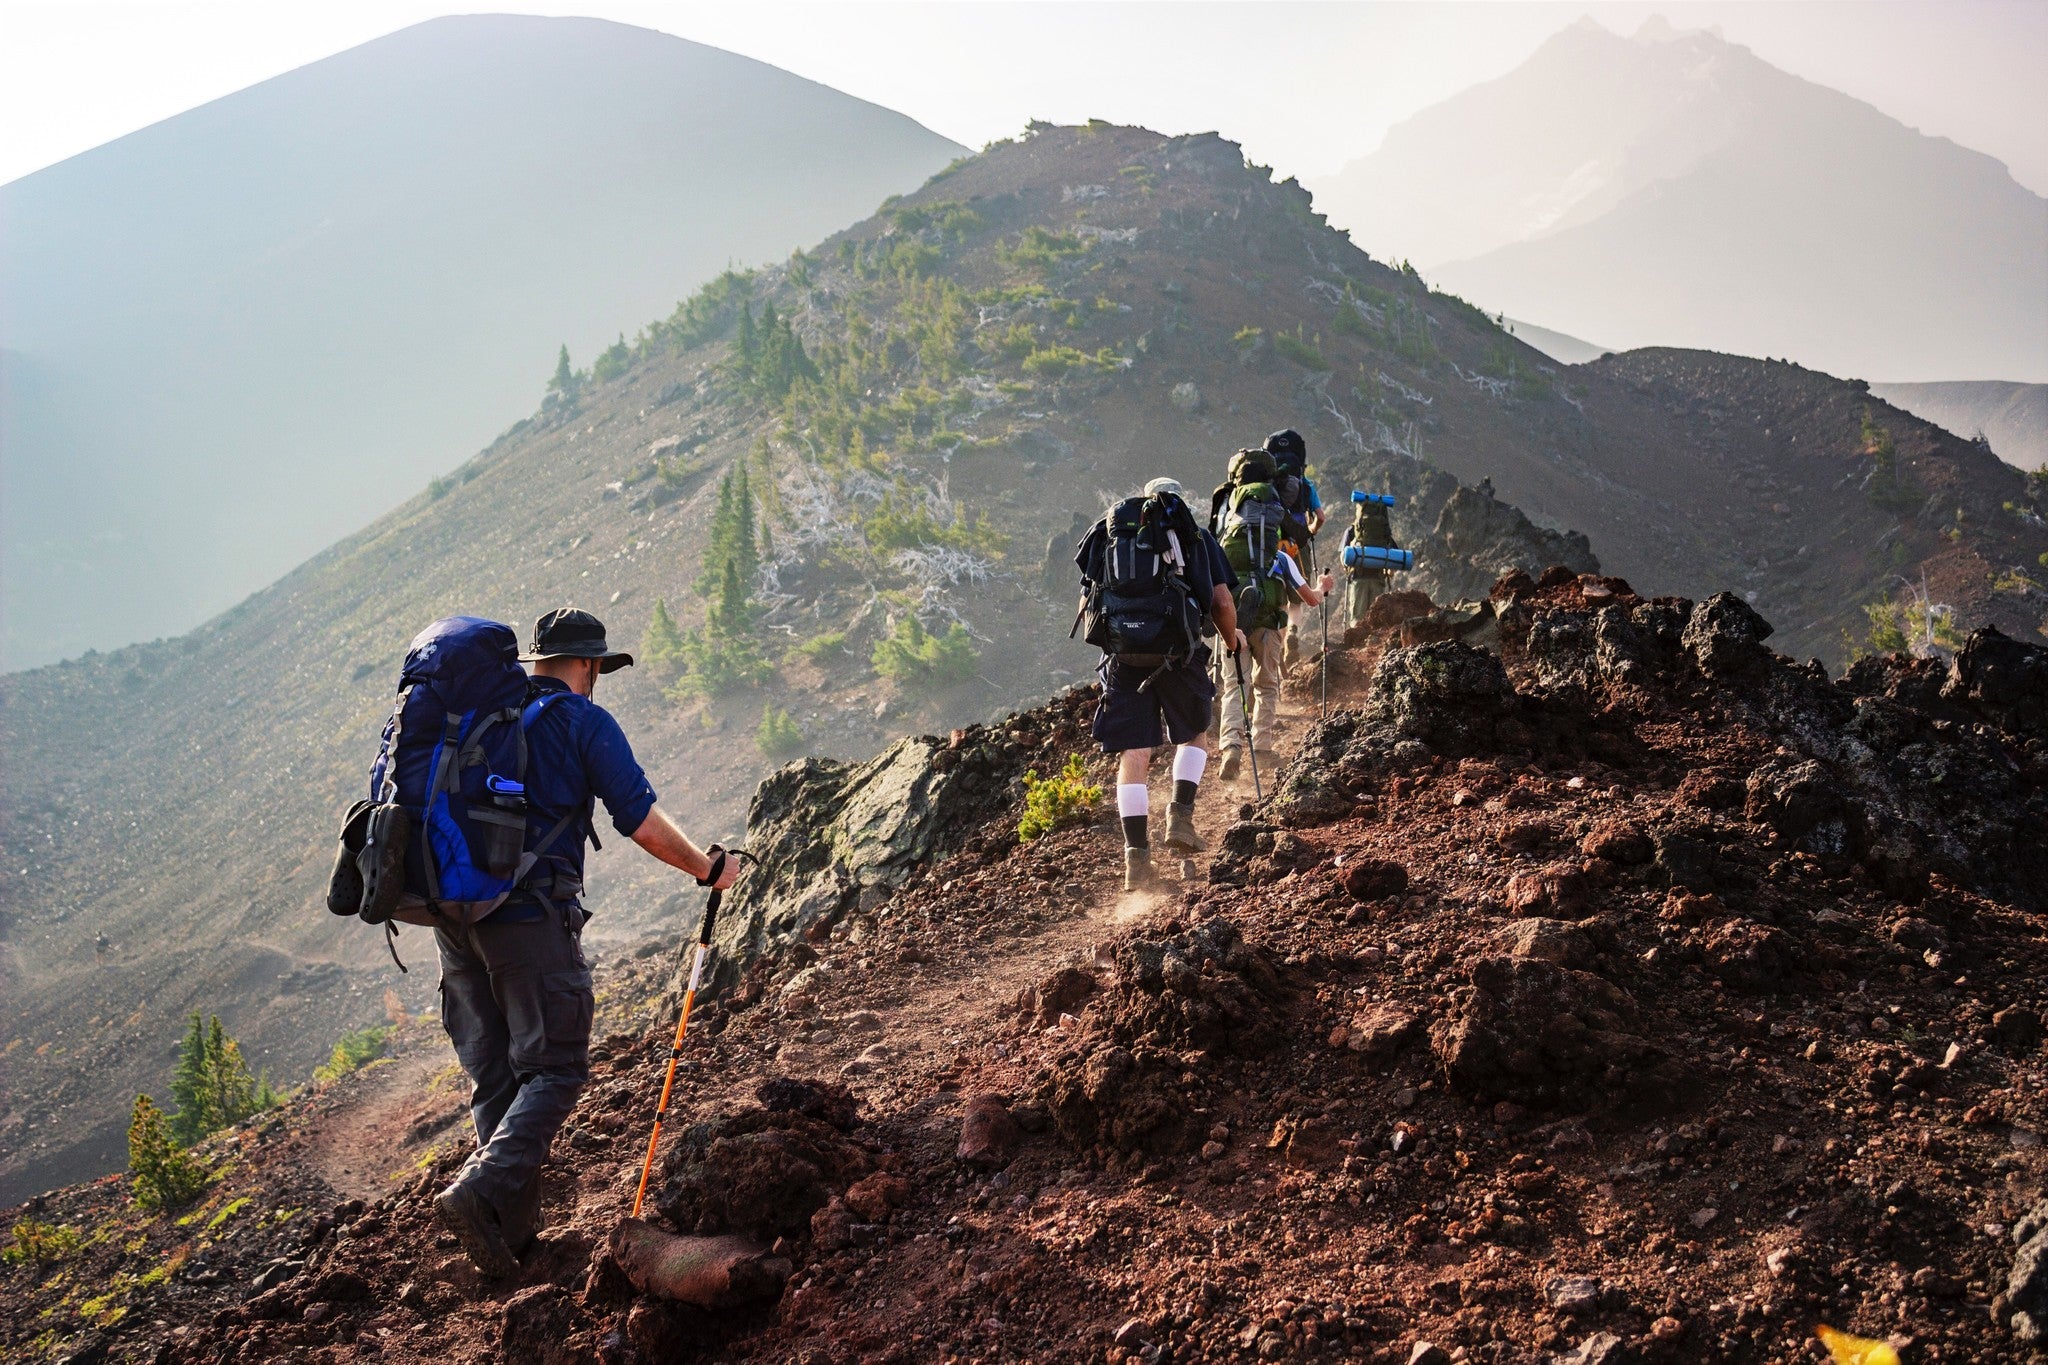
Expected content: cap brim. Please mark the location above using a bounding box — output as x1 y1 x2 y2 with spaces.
518 648 634 673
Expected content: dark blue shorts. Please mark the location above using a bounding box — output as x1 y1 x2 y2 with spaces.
1092 648 1215 752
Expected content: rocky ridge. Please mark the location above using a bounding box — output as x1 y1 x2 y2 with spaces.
8 572 2045 1363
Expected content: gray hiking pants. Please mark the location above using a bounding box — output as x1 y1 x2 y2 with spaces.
435 913 593 1216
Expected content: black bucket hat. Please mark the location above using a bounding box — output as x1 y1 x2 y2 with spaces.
518 608 634 673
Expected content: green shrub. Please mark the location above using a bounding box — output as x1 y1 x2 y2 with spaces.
427 476 454 500
981 320 1039 361
756 705 805 758
312 1024 391 1085
1018 754 1103 842
128 1095 207 1212
887 200 985 241
794 630 848 662
1021 345 1094 379
872 616 979 690
1273 327 1330 371
2 1219 82 1267
1000 226 1090 271
1859 408 1918 515
591 332 632 383
641 599 687 677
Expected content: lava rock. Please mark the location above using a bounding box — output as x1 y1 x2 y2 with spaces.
958 1094 1021 1168
1018 966 1099 1028
1342 858 1410 901
1431 955 1678 1110
500 1284 584 1365
1580 820 1653 864
1494 918 1595 970
1505 862 1594 919
1682 591 1774 680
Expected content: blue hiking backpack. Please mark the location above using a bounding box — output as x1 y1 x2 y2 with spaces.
330 617 586 957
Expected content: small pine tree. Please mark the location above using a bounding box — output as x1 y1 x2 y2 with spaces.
641 598 686 675
547 344 575 397
755 705 804 758
168 1013 215 1145
169 1012 271 1143
128 1095 206 1211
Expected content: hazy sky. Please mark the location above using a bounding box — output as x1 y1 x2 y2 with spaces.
3 1 2045 196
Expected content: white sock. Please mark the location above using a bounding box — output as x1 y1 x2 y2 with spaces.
1171 745 1208 784
1116 783 1150 818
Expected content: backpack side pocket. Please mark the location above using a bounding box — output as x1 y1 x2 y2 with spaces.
325 799 374 916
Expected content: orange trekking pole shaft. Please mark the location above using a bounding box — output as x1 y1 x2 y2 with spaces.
631 846 751 1219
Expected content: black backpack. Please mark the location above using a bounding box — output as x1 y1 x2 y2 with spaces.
1077 492 1205 667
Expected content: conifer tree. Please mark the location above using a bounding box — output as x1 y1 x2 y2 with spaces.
129 1094 206 1211
641 598 686 674
168 1012 270 1144
547 344 575 398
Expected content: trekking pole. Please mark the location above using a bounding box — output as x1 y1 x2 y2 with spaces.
1231 646 1263 801
631 845 756 1219
1318 598 1329 721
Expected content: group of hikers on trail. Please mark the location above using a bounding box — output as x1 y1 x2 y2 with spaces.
320 426 1405 1279
1074 428 1406 891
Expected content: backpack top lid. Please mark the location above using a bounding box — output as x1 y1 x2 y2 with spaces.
1227 448 1276 486
399 617 527 712
1264 428 1307 473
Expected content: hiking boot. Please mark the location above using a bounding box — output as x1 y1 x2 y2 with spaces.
1123 848 1158 893
435 1180 519 1279
501 1173 542 1258
1218 748 1242 781
1163 802 1207 854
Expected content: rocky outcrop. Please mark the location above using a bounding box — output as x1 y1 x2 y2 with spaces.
697 687 1098 990
1031 917 1285 1163
1316 450 1598 607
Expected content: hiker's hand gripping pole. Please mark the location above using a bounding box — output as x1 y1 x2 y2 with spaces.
631 845 756 1219
1231 645 1263 801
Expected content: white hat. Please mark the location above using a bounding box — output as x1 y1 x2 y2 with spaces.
1143 477 1183 498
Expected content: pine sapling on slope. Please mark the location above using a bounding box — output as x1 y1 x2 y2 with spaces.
128 1094 207 1211
641 598 686 678
169 1013 275 1145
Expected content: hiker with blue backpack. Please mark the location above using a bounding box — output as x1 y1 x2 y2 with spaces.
1341 490 1406 628
1074 477 1243 891
327 609 736 1277
1206 447 1335 779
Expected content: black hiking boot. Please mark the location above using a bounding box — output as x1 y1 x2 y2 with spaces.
1163 802 1207 854
501 1173 541 1259
435 1180 519 1279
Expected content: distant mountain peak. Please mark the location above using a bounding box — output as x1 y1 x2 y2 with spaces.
1312 16 2048 381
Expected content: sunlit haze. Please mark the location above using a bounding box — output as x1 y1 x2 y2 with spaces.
3 1 2046 196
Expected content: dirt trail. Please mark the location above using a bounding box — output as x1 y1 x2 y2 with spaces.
290 1029 467 1204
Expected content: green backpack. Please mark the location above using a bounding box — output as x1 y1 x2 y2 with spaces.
1218 482 1291 630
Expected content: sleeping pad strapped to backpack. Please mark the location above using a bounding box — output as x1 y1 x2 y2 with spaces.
1078 491 1205 674
327 617 587 959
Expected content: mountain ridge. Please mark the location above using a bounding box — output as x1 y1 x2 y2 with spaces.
1312 16 2048 383
3 120 2041 1209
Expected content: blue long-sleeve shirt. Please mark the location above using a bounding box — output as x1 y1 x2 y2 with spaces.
486 676 657 923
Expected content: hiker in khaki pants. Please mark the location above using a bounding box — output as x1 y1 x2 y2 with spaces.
1212 556 1332 778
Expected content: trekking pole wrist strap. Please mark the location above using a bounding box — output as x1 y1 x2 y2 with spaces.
697 846 727 888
